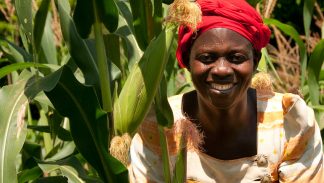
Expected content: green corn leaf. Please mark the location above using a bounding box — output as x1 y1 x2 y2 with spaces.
38 156 103 183
117 1 135 33
38 162 85 183
303 0 316 39
155 75 174 127
155 75 175 183
258 48 268 72
264 18 307 86
18 166 43 183
33 176 68 183
0 62 49 79
38 110 53 155
165 39 178 96
259 48 283 83
15 0 33 43
83 39 122 82
320 70 324 81
56 0 100 88
114 3 143 69
0 39 32 63
39 14 58 65
307 40 324 106
47 109 72 141
129 0 162 50
33 0 51 54
27 125 51 133
73 0 94 38
25 66 128 182
27 125 72 141
172 134 187 183
96 0 119 33
0 72 31 183
309 105 324 111
45 142 75 161
22 141 42 164
114 25 176 135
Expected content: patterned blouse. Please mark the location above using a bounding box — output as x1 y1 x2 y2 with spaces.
128 90 324 182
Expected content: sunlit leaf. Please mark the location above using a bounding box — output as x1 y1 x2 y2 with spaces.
0 39 32 63
307 40 324 106
38 156 103 183
33 0 51 53
45 142 75 161
0 72 31 183
0 62 49 79
39 15 58 65
15 0 33 42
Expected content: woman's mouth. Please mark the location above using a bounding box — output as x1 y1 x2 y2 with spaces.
209 83 236 93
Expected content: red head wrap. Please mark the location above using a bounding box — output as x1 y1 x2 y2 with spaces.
176 0 271 68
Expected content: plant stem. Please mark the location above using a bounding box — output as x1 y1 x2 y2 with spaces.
93 0 112 112
158 125 172 183
92 1 114 182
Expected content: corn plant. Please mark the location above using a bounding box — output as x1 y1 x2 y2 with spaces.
0 0 194 182
0 0 323 183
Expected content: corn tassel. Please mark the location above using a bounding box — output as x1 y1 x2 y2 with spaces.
113 25 176 136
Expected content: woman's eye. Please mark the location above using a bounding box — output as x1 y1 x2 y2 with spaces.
196 53 215 63
228 54 247 63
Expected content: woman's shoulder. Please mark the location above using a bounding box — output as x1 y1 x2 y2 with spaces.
252 72 313 128
256 90 315 129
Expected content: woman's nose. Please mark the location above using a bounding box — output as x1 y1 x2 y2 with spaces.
209 58 234 80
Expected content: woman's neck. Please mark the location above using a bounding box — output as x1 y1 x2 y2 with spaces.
182 89 257 159
196 90 254 135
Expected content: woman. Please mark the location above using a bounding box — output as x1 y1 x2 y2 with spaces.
129 0 324 182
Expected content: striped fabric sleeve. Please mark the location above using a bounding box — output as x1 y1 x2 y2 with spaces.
277 94 324 182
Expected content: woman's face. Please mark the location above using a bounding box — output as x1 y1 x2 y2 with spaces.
189 28 256 109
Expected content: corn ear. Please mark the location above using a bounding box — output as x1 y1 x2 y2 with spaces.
113 25 176 136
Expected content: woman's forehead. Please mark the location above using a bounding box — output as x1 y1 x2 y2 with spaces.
192 28 253 51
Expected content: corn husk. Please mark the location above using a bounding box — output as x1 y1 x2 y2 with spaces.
113 26 176 135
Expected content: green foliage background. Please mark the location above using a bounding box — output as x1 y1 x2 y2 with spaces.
0 0 323 182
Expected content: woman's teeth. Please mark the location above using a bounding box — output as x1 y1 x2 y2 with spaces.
210 83 234 90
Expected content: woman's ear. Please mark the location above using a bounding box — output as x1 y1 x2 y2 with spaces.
253 50 262 71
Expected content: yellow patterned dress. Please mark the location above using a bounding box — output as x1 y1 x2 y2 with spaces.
128 89 324 183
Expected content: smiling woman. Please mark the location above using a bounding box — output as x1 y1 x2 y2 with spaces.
189 28 255 110
128 0 324 182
